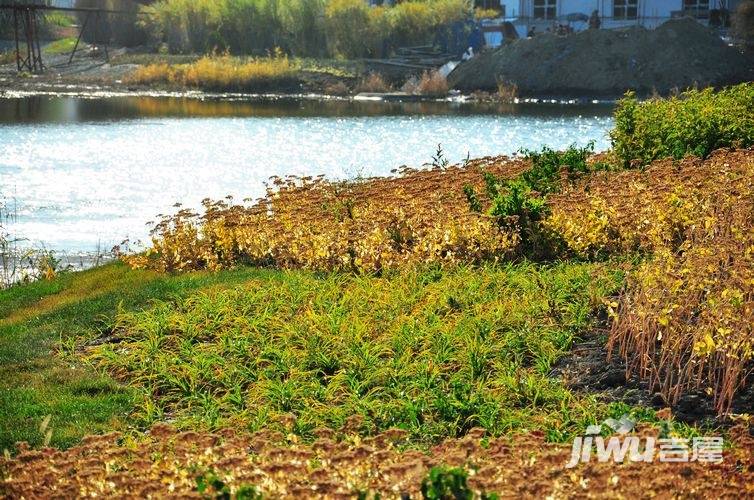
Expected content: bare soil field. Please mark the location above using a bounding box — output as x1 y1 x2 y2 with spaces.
2 422 752 498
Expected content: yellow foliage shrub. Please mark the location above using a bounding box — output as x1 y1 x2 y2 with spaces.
124 157 530 274
416 71 449 97
355 72 390 93
545 148 754 414
126 53 296 92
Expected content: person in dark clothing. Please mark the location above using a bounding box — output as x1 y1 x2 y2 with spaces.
589 10 601 29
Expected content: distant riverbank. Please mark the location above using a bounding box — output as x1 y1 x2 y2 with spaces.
5 23 751 102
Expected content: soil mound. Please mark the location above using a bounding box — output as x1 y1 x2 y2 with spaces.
449 18 753 96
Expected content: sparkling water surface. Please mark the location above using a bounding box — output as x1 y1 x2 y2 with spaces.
0 96 613 252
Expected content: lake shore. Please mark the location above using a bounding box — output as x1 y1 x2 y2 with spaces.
0 47 636 103
0 79 617 106
3 16 753 102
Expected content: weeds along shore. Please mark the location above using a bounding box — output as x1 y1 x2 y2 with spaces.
123 53 457 98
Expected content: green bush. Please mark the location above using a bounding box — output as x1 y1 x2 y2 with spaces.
387 1 435 47
282 0 328 57
325 0 373 58
140 0 225 54
520 142 596 194
74 0 148 47
421 465 499 500
421 466 472 500
610 84 754 167
465 144 601 256
486 178 547 229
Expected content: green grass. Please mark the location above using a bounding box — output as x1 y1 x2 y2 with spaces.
44 12 76 28
293 57 362 79
111 53 203 67
0 262 272 450
1 259 704 452
88 261 628 444
43 37 78 56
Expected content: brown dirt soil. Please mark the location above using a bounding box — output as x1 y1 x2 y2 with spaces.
449 18 754 97
2 423 752 498
551 330 754 426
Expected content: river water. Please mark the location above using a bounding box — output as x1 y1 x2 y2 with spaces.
0 96 613 252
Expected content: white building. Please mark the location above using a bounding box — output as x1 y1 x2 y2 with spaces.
498 1 740 29
366 1 741 45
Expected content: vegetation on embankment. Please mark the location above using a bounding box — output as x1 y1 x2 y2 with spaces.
138 0 472 58
611 84 754 166
0 256 659 453
125 53 299 93
123 53 457 96
115 52 366 94
0 263 274 450
92 261 628 442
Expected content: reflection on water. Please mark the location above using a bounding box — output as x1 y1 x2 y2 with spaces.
0 96 614 252
0 95 612 122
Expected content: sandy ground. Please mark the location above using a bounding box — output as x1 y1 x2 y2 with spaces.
0 45 142 96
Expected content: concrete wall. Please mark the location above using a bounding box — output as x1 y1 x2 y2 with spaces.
500 0 524 17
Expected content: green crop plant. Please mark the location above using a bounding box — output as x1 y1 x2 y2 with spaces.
90 261 625 444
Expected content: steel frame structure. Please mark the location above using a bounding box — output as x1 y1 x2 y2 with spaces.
1 2 139 73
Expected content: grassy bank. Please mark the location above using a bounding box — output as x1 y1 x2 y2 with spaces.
122 54 458 95
93 261 626 443
125 54 298 93
122 54 369 93
1 258 642 450
0 263 271 450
